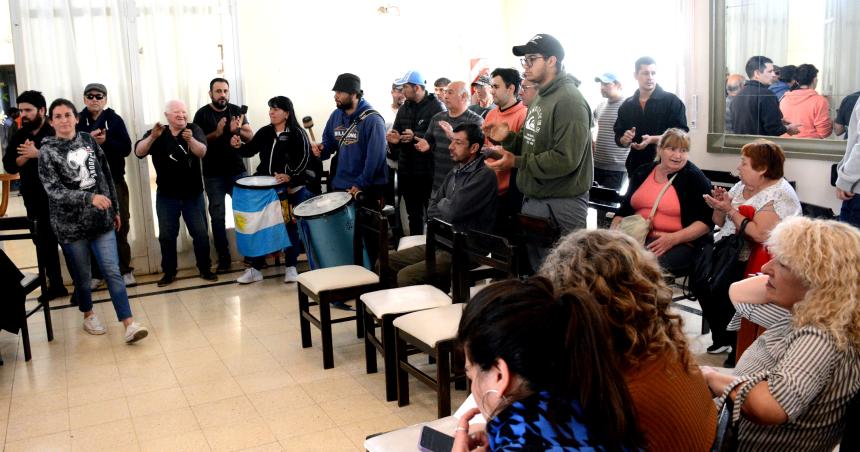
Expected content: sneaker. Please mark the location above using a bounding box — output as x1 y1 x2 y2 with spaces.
284 266 298 283
83 314 107 335
200 270 218 282
124 322 149 344
90 278 104 290
39 285 69 302
157 273 176 287
216 261 232 274
123 272 137 287
706 344 731 354
237 268 263 284
331 301 356 311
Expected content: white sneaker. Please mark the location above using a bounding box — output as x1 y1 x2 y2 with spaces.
237 268 263 284
83 315 106 335
284 266 298 283
90 278 104 290
123 272 136 286
124 322 149 344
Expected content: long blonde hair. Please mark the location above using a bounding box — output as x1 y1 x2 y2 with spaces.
766 216 860 350
539 229 692 371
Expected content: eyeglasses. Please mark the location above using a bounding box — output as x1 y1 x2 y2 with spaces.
86 94 104 100
520 56 546 68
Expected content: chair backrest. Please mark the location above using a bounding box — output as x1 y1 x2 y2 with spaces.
462 229 518 280
588 185 624 209
355 206 389 275
0 216 36 242
801 202 837 220
426 218 467 302
841 390 860 450
701 169 740 189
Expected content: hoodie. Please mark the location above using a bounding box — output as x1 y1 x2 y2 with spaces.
76 107 132 183
836 99 860 194
320 98 388 190
38 132 119 243
391 92 445 177
427 154 498 234
239 124 312 189
779 88 833 139
484 101 527 195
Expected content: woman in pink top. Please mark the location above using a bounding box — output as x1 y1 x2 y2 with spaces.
612 129 714 275
780 64 832 139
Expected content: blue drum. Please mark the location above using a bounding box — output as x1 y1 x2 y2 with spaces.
293 192 369 269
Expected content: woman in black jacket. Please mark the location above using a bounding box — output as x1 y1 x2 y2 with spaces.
611 128 713 275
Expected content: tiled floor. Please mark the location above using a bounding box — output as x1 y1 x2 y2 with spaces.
0 195 726 451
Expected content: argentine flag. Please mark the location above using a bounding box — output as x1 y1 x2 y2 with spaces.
232 187 291 257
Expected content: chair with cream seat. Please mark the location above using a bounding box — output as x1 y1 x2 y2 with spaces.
359 218 465 401
296 207 390 369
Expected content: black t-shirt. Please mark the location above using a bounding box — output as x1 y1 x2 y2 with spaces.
192 103 248 178
136 123 206 198
2 123 55 216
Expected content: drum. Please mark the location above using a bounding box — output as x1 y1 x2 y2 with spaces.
293 192 369 269
232 176 291 258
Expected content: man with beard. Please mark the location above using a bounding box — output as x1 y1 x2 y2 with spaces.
2 90 67 299
387 70 445 235
193 78 253 273
312 73 388 207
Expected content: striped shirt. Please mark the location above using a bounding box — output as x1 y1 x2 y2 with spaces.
730 306 860 451
593 99 628 172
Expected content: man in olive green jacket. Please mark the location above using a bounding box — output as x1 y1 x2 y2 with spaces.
486 33 593 270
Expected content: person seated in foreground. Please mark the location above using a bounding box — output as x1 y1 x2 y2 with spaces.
452 278 643 451
540 229 717 451
701 217 860 451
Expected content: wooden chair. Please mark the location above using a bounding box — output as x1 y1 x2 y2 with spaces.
0 217 55 362
359 219 461 401
588 184 624 229
295 207 389 369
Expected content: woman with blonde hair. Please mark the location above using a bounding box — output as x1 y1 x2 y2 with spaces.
540 229 716 451
701 217 860 451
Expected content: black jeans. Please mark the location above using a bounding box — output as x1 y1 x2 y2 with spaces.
399 173 432 236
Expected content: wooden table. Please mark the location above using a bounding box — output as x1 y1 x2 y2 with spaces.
0 173 21 217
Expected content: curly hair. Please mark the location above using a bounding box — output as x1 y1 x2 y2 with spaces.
539 229 693 371
765 216 860 350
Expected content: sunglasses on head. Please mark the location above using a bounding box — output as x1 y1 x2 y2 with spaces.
86 94 104 100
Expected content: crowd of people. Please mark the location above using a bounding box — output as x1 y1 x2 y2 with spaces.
2 31 859 450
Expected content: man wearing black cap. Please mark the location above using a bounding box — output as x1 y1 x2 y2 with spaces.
468 75 495 119
386 70 445 235
484 33 593 271
313 73 388 206
77 83 135 287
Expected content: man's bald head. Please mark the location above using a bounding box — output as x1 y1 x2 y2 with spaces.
164 100 189 130
443 81 470 114
726 74 745 96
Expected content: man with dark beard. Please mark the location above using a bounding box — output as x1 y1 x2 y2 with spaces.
193 78 253 272
2 90 67 299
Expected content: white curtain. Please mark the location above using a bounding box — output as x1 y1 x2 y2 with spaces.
823 0 860 103
725 0 790 76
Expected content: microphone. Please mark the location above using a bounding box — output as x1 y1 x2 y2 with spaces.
302 116 316 142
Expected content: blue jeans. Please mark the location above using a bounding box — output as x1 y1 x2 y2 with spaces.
249 187 315 269
156 192 212 274
61 230 133 321
841 195 860 229
204 173 246 265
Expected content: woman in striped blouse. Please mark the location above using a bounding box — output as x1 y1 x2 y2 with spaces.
701 216 860 451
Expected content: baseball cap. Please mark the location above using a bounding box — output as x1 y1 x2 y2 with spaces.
84 83 107 95
594 73 619 84
471 75 490 87
332 73 362 94
394 70 426 86
512 34 565 61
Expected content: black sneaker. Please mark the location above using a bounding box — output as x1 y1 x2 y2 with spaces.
200 270 218 282
706 344 731 354
157 273 176 287
216 261 232 274
39 285 69 301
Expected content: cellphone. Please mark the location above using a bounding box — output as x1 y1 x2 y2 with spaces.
239 105 248 115
418 426 455 452
481 146 503 160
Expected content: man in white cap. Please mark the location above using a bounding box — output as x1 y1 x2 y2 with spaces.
592 73 628 191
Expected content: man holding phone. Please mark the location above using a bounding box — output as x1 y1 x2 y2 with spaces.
193 78 253 273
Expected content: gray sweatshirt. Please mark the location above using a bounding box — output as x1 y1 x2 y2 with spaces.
427 154 498 234
38 132 119 243
837 99 860 194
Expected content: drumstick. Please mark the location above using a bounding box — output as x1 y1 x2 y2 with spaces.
302 116 316 142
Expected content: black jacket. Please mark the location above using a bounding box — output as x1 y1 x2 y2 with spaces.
240 124 313 189
730 80 786 136
613 84 688 174
76 108 132 183
2 123 56 218
391 93 445 177
427 155 498 234
618 160 714 245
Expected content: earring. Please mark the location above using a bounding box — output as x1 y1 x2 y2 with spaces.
479 389 509 420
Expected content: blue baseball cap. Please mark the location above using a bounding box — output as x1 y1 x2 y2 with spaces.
394 70 426 86
594 73 619 83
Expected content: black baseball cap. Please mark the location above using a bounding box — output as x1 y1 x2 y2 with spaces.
512 34 565 61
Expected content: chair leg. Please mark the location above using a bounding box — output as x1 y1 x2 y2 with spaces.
452 350 466 391
364 311 378 374
355 299 365 339
41 296 53 342
381 318 397 402
436 348 451 418
21 303 31 362
395 331 410 408
319 300 334 369
298 289 312 348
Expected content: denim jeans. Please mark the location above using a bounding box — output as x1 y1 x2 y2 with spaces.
250 186 314 270
92 180 133 278
204 173 245 266
156 192 212 274
841 195 860 229
61 230 133 321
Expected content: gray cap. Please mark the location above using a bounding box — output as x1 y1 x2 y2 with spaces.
84 83 107 95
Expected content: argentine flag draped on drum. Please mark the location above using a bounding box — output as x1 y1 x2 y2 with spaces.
232 184 291 257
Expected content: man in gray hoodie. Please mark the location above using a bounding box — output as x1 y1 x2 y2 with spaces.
836 99 860 228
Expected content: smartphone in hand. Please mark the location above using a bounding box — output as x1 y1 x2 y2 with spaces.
481 146 503 160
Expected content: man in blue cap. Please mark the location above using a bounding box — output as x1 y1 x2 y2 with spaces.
593 73 628 190
386 70 445 234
